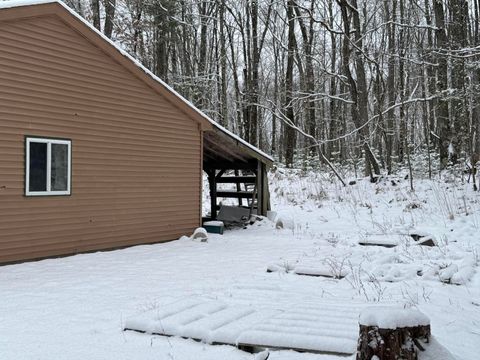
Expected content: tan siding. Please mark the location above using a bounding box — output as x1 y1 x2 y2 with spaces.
0 14 202 263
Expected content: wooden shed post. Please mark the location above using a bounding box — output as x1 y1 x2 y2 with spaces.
254 162 270 216
262 163 270 213
256 161 263 216
207 170 217 220
257 162 269 216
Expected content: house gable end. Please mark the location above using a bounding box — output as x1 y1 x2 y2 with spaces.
0 2 212 130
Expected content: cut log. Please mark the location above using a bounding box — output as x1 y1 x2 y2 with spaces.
356 307 431 360
357 325 430 360
356 324 430 360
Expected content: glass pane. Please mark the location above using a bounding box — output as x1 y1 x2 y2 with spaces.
29 142 47 192
51 143 69 191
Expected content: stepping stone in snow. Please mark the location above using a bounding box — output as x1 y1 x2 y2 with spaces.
358 238 398 248
409 233 436 247
416 235 436 246
293 266 349 279
266 262 348 279
408 231 437 246
409 232 427 241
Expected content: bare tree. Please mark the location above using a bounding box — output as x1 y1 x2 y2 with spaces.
104 0 116 38
284 0 296 167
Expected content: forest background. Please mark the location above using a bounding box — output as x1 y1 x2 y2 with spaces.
64 0 480 182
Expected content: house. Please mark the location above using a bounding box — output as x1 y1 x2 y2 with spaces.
0 0 273 264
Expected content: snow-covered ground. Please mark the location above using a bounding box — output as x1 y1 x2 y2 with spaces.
1 168 479 359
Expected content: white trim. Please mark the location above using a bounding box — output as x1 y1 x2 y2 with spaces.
25 137 71 196
46 140 52 192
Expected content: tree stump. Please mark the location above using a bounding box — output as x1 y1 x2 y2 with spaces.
356 308 430 360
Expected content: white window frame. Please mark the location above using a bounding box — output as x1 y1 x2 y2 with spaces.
25 137 72 196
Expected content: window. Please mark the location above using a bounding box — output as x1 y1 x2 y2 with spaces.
25 137 71 196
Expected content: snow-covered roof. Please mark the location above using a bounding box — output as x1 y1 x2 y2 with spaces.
0 0 274 165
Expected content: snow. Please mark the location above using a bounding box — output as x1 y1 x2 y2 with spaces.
191 227 208 241
203 221 224 227
254 350 271 360
126 299 363 354
267 210 278 221
293 265 349 278
419 336 457 360
359 307 430 329
274 212 296 230
0 0 273 164
0 170 479 360
235 303 363 353
0 0 54 9
267 258 350 278
439 264 459 283
126 299 276 347
0 0 477 358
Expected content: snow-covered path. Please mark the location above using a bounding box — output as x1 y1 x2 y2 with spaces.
1 171 479 359
0 226 348 360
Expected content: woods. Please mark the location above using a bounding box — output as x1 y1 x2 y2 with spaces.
68 0 480 179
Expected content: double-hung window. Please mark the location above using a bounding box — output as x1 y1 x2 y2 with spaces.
25 137 71 196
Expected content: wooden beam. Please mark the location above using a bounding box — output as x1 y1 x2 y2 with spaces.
216 191 254 199
215 169 227 180
203 160 257 171
216 176 257 183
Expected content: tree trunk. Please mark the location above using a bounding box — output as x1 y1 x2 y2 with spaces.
90 0 100 31
154 6 168 81
284 0 296 167
197 1 209 108
449 0 470 164
338 0 380 179
103 0 116 39
474 0 480 159
384 0 397 174
218 0 228 127
328 0 338 161
424 0 437 148
294 1 316 156
249 0 259 147
225 22 243 133
433 0 450 168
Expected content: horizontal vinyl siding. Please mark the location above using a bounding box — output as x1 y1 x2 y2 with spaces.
0 15 202 263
